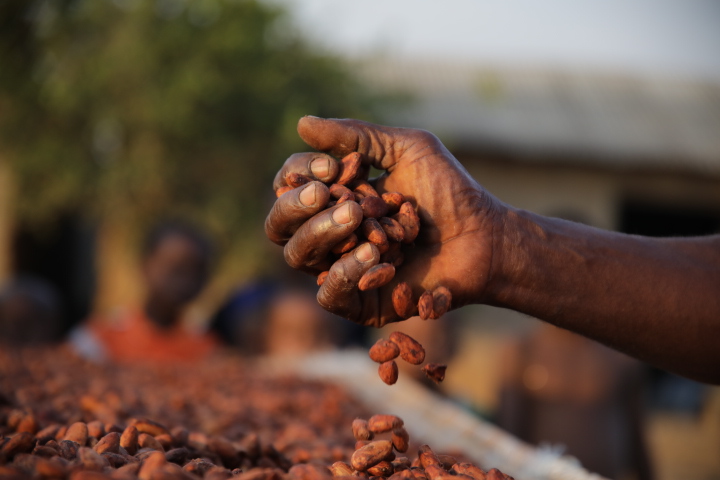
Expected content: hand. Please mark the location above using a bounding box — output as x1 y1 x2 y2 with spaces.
265 116 506 327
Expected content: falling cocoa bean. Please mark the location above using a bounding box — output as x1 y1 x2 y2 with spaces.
390 428 409 453
421 364 447 384
368 339 400 363
367 415 403 434
389 332 425 365
351 420 374 442
378 361 398 386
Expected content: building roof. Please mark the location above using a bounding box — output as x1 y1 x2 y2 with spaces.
359 59 720 176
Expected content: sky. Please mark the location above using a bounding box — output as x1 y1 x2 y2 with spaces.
274 0 720 83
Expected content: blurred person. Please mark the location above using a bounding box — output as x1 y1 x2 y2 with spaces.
71 221 218 363
265 117 720 385
209 273 367 355
0 276 62 345
497 324 652 480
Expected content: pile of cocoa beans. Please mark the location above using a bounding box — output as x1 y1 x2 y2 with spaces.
275 152 452 322
0 346 512 480
334 414 514 480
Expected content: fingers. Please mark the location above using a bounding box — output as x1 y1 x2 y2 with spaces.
272 152 340 191
265 181 331 245
298 116 432 171
283 201 364 270
317 243 380 322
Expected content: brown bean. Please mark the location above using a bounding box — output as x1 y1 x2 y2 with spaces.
358 263 395 291
418 446 441 470
425 464 454 480
351 420 374 442
276 186 293 198
389 332 425 365
330 461 355 477
336 152 363 185
368 339 400 363
451 464 487 480
329 184 353 199
286 172 312 188
418 291 434 321
337 192 355 204
317 271 329 286
361 218 388 250
367 415 403 434
378 217 405 243
390 428 409 453
138 433 164 452
138 450 167 480
421 364 447 384
132 419 170 438
1 432 35 459
78 446 109 471
64 422 88 446
367 461 393 477
381 193 405 214
350 440 393 471
392 283 416 319
353 181 380 198
94 432 120 454
394 203 420 244
360 196 389 219
431 287 452 319
87 421 105 439
120 426 138 456
331 233 359 255
378 361 398 386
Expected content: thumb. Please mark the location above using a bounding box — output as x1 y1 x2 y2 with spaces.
297 116 402 170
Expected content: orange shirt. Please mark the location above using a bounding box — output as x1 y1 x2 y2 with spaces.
89 308 218 363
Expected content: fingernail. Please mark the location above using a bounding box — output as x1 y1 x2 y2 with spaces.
355 243 374 263
299 183 316 206
310 158 330 179
332 203 352 224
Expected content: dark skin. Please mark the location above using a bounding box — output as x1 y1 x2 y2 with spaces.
265 116 720 385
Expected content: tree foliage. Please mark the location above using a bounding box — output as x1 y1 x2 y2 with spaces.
0 0 383 262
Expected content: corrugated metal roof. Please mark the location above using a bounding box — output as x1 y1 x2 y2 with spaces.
359 59 720 175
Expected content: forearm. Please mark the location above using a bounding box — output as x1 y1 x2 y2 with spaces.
485 207 720 384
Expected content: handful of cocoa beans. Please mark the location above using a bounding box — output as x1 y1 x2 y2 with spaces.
275 152 452 322
369 332 447 386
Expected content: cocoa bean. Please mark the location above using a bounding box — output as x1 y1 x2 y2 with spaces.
378 361 398 386
351 419 373 442
368 339 400 363
381 193 405 214
58 440 79 460
378 217 405 243
138 450 167 480
381 242 404 268
421 364 447 384
331 233 359 255
78 446 110 471
353 181 380 198
367 415 403 434
94 432 120 454
336 152 362 185
317 271 329 286
337 192 355 205
87 420 105 439
350 440 392 471
164 447 189 465
389 332 425 365
358 263 395 291
392 283 416 319
1 432 35 459
119 425 138 455
286 172 312 189
138 433 164 452
431 287 452 319
276 186 293 198
418 291 434 321
390 428 409 453
64 422 88 446
361 219 389 251
330 461 354 477
329 184 353 199
360 196 389 219
394 203 420 244
132 419 170 438
451 464 487 480
367 461 393 477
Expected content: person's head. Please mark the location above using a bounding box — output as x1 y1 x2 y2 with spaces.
0 276 61 345
141 221 213 326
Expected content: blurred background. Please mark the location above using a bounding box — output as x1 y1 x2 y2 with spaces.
1 0 719 479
